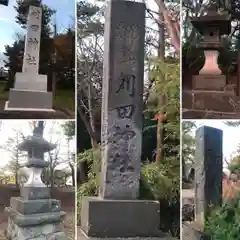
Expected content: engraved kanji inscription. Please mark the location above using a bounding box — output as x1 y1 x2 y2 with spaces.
116 104 135 119
116 73 136 96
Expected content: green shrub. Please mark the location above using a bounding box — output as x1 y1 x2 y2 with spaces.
140 160 180 237
205 194 240 240
77 149 180 237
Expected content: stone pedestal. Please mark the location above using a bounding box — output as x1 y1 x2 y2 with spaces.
81 197 163 238
192 75 227 91
182 82 240 118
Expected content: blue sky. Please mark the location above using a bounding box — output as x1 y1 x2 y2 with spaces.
189 120 240 168
0 0 75 65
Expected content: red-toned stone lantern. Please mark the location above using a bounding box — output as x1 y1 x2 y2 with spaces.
191 1 231 90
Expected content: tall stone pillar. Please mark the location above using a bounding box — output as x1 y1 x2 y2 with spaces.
80 1 164 239
195 126 223 227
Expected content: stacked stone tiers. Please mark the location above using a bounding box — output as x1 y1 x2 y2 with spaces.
5 127 67 239
5 196 66 239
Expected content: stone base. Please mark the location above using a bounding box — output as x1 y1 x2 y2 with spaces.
182 108 238 119
79 229 174 240
10 197 61 215
5 89 54 111
6 217 67 240
80 197 164 238
192 75 226 91
20 186 50 200
5 207 66 227
182 88 240 119
14 72 48 92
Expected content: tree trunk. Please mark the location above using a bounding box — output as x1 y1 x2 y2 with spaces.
78 105 98 149
69 163 75 187
155 0 180 54
155 5 165 163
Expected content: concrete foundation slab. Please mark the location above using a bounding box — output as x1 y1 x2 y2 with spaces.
80 197 162 238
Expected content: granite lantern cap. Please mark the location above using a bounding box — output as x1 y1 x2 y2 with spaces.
18 135 56 152
18 135 56 168
191 2 231 49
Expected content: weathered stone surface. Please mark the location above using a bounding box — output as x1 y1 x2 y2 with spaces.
81 197 162 238
22 6 42 74
7 89 53 110
192 74 227 90
182 87 240 119
182 108 238 119
6 217 65 240
182 91 193 109
20 186 50 200
100 0 145 200
195 126 222 226
5 207 65 226
193 91 235 112
10 197 61 215
15 72 47 91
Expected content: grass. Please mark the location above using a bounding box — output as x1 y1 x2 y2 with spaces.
53 89 75 112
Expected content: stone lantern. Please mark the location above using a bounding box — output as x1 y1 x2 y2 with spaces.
192 1 231 74
5 122 67 239
191 1 231 90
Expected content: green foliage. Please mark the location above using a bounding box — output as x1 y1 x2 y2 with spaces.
61 121 75 140
205 194 240 240
229 163 240 173
140 160 179 203
182 121 196 182
147 58 180 159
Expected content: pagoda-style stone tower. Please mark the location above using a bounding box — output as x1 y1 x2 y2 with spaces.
5 122 67 239
182 0 240 119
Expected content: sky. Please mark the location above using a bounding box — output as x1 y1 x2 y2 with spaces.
0 0 75 66
189 120 240 168
0 120 76 175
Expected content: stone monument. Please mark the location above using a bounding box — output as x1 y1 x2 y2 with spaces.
182 126 223 239
80 1 164 239
5 121 67 239
194 126 223 226
5 6 54 112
